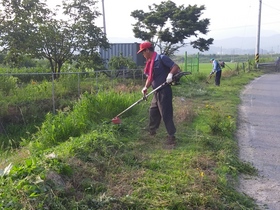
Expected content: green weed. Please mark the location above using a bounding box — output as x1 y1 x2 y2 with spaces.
207 106 235 137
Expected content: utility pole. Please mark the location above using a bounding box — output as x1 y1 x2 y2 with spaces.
101 0 106 35
255 0 262 68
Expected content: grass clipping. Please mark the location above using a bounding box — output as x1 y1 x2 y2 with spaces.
173 96 195 124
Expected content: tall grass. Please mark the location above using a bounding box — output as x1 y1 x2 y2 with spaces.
28 90 139 150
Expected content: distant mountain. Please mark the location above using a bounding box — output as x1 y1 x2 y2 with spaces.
181 34 280 55
107 33 280 55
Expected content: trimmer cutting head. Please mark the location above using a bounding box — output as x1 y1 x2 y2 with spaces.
111 117 121 124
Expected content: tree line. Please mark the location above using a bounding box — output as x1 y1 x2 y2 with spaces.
0 0 213 75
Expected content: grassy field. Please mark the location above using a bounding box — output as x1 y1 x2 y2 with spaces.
0 66 265 209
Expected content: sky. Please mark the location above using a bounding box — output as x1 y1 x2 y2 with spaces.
91 0 280 43
46 0 280 52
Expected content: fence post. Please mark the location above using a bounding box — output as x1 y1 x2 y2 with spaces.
78 72 80 96
196 52 200 72
184 52 187 71
52 72 55 114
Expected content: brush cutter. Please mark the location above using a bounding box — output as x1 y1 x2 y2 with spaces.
111 81 167 124
225 63 232 70
111 71 191 124
206 73 214 84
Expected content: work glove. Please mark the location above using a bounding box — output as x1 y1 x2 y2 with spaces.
141 87 147 95
166 73 173 84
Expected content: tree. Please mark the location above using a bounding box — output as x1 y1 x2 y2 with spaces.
131 0 213 56
0 0 109 76
106 53 137 78
0 0 51 67
108 53 137 70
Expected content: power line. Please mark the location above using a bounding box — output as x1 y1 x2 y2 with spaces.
211 25 256 31
210 19 280 32
263 1 280 12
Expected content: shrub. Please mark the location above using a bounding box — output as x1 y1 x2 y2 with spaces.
0 76 18 95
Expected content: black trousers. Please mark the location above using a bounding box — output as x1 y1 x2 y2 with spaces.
149 86 176 136
215 70 222 86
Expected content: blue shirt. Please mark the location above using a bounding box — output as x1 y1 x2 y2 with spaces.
152 54 175 89
211 59 222 74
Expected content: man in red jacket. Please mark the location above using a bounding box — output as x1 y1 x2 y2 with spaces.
138 41 180 146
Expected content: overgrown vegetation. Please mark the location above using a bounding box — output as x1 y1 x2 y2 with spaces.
0 63 267 209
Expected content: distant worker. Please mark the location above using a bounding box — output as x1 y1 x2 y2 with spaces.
137 41 180 146
209 58 222 86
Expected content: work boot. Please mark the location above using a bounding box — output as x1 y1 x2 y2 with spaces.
149 130 156 136
166 135 176 145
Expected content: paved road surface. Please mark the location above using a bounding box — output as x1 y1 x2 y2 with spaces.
237 73 280 210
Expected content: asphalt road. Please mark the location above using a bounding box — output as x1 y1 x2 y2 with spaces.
237 73 280 210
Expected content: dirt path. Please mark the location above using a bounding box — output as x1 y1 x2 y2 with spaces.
237 73 280 210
